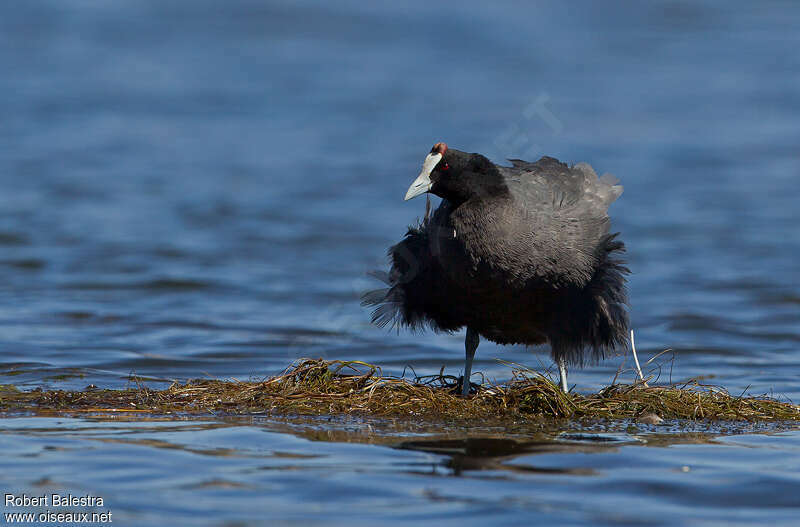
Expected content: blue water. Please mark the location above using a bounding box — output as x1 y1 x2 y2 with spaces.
1 1 799 525
1 417 798 526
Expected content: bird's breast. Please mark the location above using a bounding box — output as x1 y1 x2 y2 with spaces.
428 220 522 295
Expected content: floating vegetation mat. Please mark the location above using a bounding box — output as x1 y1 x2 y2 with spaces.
1 359 798 422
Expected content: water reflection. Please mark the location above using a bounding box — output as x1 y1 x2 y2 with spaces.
398 437 605 476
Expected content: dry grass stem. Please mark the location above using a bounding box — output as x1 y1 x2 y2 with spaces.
630 329 648 387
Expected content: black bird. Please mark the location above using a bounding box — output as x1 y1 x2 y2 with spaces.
363 142 629 395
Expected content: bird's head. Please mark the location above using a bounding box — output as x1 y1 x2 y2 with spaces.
404 142 504 205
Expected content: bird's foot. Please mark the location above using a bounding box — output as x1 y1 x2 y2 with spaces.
453 376 478 397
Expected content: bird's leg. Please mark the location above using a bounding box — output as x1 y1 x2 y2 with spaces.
557 356 569 393
463 327 479 396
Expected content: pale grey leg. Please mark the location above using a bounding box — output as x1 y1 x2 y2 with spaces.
557 356 569 393
463 327 479 396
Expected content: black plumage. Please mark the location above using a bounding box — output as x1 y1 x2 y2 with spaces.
362 142 629 394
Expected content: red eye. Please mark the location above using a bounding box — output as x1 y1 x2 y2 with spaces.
442 163 449 171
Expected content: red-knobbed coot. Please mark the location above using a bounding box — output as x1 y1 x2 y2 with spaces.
363 142 629 395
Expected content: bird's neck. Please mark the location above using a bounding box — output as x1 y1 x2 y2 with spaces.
437 162 508 206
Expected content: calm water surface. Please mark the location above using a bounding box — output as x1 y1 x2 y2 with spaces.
0 1 798 525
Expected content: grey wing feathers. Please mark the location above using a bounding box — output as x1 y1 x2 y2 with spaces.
573 162 623 212
503 157 622 214
500 157 623 286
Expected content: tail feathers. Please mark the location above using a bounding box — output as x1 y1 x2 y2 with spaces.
552 233 630 366
587 233 630 352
